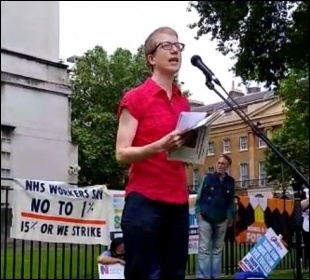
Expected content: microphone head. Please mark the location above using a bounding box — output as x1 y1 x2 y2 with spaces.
191 55 201 66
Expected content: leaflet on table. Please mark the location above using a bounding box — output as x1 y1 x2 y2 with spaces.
167 110 224 164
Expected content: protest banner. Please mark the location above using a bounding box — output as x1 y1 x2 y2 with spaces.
108 190 125 240
98 264 124 279
238 228 288 277
10 179 111 245
235 196 294 246
188 194 199 254
108 191 295 250
108 190 199 254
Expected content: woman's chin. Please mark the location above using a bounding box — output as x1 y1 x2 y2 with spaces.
163 65 180 75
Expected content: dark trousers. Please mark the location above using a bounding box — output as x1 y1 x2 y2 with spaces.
121 192 189 279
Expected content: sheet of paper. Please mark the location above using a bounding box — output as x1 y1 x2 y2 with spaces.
176 112 207 132
167 110 224 164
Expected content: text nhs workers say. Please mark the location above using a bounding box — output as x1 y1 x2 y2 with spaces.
19 180 106 239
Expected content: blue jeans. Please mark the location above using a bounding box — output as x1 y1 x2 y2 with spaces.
196 218 227 279
121 192 189 279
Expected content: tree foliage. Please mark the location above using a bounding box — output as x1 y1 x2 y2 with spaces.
70 45 191 188
264 68 309 181
187 1 309 88
70 45 150 188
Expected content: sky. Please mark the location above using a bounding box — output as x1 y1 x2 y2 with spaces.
59 1 247 105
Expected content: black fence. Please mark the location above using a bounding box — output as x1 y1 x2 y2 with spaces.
1 185 308 279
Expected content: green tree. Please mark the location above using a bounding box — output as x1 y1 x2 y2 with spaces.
187 1 309 88
70 45 150 188
264 69 309 181
71 45 191 188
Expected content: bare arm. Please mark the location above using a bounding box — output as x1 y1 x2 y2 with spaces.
97 255 124 265
115 108 183 164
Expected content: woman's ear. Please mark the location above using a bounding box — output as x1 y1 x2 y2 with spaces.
147 54 155 67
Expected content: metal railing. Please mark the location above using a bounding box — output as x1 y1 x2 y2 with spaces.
1 183 308 279
235 179 267 189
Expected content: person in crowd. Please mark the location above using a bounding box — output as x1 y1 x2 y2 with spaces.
115 26 190 279
195 154 235 279
97 237 125 265
98 237 160 279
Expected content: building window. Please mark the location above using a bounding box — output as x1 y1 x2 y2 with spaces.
207 142 215 155
258 137 267 148
1 126 13 184
258 161 266 186
1 168 11 178
239 136 248 151
1 128 12 143
240 163 249 187
192 169 200 189
223 138 231 153
1 151 10 161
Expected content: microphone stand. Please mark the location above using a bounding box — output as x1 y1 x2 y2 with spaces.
200 74 308 280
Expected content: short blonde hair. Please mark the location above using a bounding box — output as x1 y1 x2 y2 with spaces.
144 26 179 69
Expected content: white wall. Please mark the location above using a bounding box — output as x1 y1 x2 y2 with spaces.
1 1 78 197
1 81 78 180
1 1 60 61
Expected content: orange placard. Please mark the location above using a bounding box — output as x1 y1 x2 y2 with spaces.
235 196 295 246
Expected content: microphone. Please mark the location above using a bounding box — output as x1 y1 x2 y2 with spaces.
191 55 221 86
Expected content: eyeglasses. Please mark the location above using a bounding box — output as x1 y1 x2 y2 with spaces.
150 41 185 54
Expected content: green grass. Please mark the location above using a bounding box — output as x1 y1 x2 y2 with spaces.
186 242 306 276
1 243 105 279
267 270 309 279
224 270 309 279
186 270 309 279
2 244 308 279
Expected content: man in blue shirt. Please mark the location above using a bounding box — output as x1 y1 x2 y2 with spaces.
195 154 235 279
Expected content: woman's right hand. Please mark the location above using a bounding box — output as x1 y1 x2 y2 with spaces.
158 129 184 152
